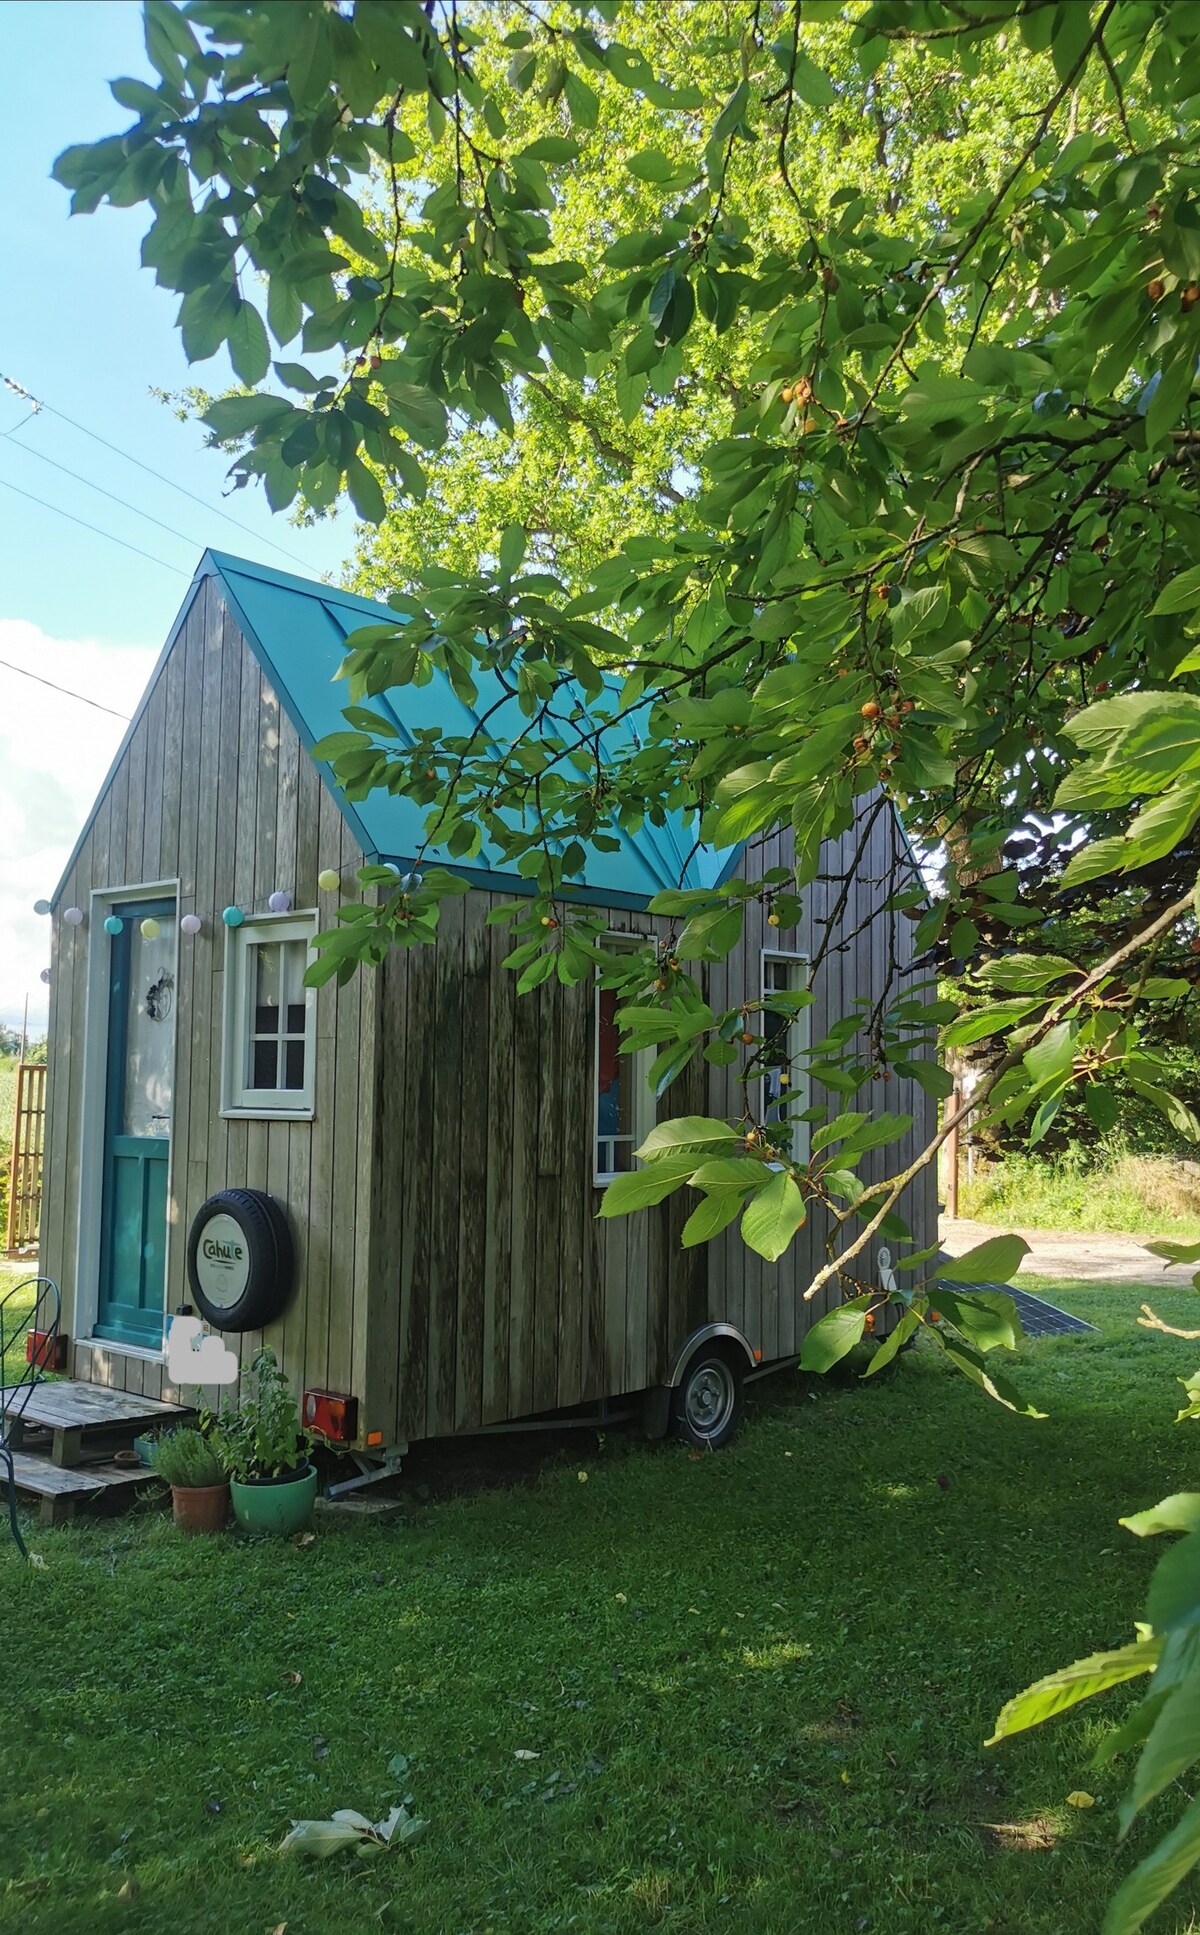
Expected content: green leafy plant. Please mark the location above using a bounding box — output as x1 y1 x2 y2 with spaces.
208 1348 311 1484
149 1426 224 1489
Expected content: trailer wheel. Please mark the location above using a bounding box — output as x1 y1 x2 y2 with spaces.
671 1344 745 1451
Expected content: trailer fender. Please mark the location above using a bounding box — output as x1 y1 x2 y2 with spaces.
665 1323 756 1386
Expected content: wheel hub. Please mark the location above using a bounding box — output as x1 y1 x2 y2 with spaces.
684 1359 735 1437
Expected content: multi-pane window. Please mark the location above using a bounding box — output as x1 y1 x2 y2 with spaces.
250 935 308 1092
762 953 809 1161
594 952 654 1181
224 914 316 1115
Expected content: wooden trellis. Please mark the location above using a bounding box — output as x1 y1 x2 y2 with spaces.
6 1061 46 1256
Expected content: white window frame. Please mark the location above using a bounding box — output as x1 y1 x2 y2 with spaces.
593 935 657 1186
221 911 318 1120
760 949 811 1165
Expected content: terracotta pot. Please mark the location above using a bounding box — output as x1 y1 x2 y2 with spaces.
171 1481 230 1534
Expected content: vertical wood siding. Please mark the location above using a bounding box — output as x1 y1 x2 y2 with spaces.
42 582 377 1412
365 798 936 1445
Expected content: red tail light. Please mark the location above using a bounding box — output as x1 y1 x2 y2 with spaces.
303 1390 358 1443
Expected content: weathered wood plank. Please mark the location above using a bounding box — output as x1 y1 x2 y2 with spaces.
454 895 491 1430
507 942 541 1422
425 890 464 1437
532 969 563 1416
1 1380 190 1427
397 929 435 1440
480 901 515 1426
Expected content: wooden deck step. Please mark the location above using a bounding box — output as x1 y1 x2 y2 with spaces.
0 1449 161 1528
1 1380 194 1467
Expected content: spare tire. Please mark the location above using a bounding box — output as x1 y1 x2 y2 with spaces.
186 1189 294 1331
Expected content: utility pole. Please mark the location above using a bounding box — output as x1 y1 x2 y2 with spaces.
19 993 28 1061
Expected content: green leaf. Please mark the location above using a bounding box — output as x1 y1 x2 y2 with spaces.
1101 1787 1200 1935
1146 1240 1200 1265
799 1294 874 1372
1122 1495 1200 1539
1061 836 1132 888
636 1117 740 1160
1023 1019 1076 1092
977 954 1080 992
518 135 580 163
1151 563 1200 617
680 1190 745 1247
677 904 744 961
862 1308 920 1376
1121 1662 1200 1831
627 149 687 183
347 456 386 523
936 1335 1045 1416
1147 1531 1200 1635
792 50 837 106
498 520 527 575
597 1154 699 1216
987 1639 1163 1745
928 1288 1021 1352
688 1157 771 1192
936 1234 1030 1284
942 1000 1038 1047
741 1170 806 1263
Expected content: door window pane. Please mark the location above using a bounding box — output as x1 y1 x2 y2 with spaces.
122 913 177 1138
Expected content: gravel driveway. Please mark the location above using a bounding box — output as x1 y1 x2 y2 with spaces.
940 1216 1197 1289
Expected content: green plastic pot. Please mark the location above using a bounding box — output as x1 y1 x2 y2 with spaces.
229 1463 318 1536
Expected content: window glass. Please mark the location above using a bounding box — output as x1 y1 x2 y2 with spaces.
596 983 637 1175
247 937 310 1093
225 915 316 1114
762 955 808 1158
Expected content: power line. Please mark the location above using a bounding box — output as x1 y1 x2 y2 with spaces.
4 434 206 553
1 371 314 569
0 473 188 576
0 655 131 721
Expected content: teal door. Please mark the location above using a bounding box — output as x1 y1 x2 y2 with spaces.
96 898 177 1347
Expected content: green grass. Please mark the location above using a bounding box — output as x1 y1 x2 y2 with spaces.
2 1282 1200 1935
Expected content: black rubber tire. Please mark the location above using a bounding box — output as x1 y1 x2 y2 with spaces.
186 1188 294 1331
670 1344 746 1451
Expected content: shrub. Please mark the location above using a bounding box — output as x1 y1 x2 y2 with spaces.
958 1147 1200 1236
150 1427 224 1488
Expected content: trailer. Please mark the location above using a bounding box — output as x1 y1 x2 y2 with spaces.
39 551 937 1482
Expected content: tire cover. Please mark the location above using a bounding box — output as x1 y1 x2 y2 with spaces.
186 1189 294 1332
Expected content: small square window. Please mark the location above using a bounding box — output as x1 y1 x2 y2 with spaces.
223 913 317 1116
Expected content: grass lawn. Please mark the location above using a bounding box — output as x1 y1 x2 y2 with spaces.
2 1279 1200 1935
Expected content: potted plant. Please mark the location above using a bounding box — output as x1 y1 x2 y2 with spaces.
150 1427 229 1533
210 1348 317 1535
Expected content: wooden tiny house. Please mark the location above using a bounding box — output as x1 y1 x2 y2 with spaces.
41 552 937 1465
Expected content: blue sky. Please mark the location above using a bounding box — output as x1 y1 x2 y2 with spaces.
0 2 357 1029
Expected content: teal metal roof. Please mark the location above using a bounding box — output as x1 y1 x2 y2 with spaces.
203 550 738 908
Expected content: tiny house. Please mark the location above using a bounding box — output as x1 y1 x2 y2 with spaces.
41 551 937 1471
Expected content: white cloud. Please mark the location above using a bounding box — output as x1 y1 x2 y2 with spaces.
0 620 158 1034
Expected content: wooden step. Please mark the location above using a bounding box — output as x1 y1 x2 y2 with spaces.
0 1449 161 1528
1 1380 193 1467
